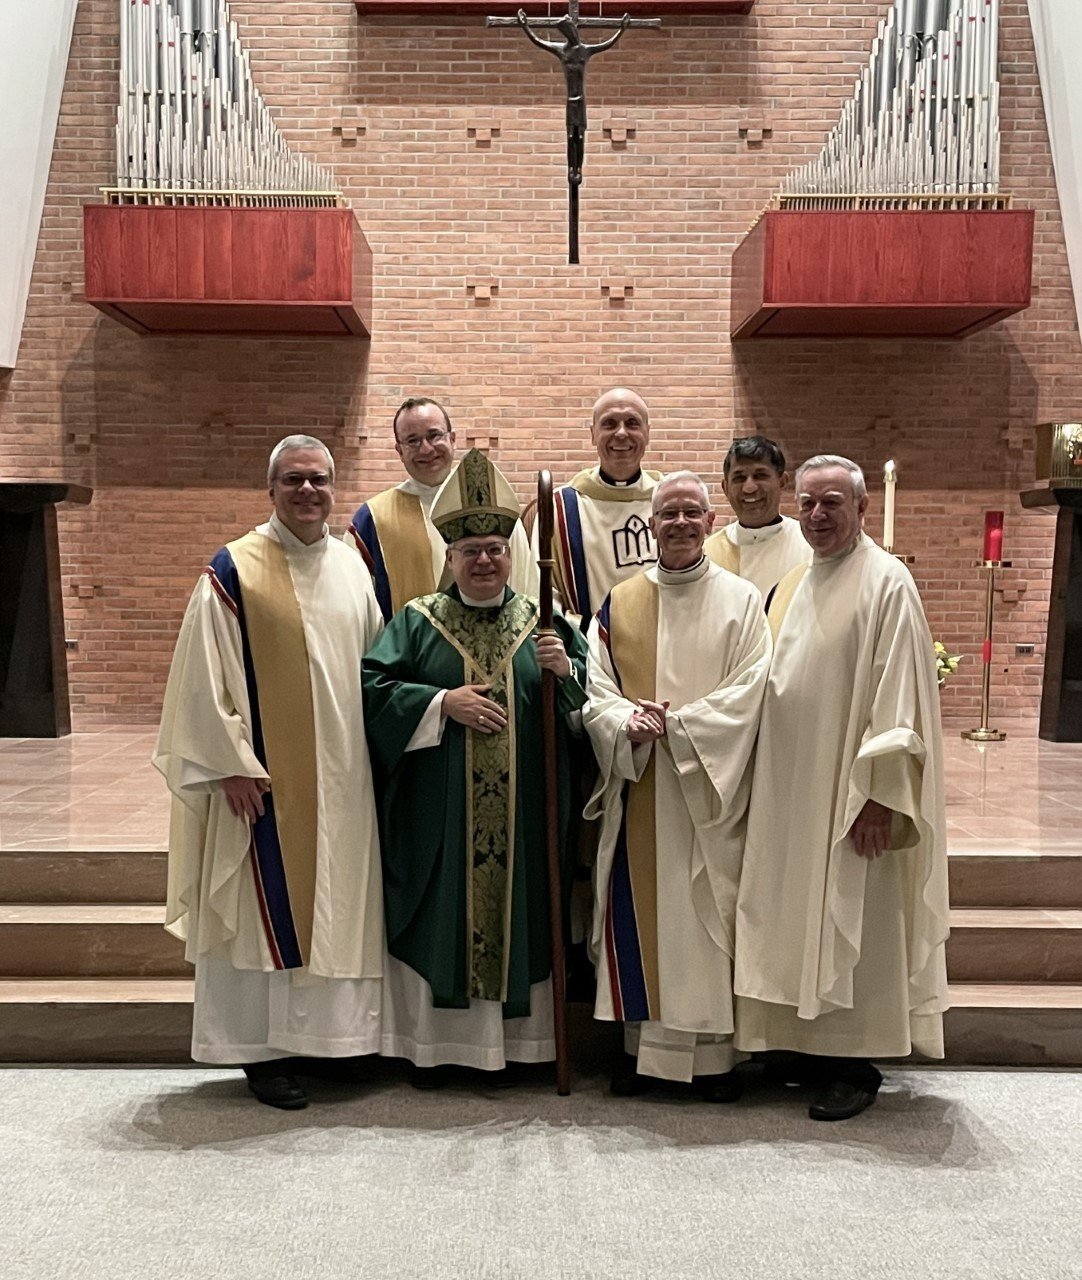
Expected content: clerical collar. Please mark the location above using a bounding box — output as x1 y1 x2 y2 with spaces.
656 555 710 586
268 512 328 550
452 584 509 609
399 476 444 504
728 516 784 547
597 467 643 489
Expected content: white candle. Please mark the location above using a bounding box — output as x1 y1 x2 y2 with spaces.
883 459 896 552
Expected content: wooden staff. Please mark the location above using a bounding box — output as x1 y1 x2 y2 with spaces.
537 469 570 1096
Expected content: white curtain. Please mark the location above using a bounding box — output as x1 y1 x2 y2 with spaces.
1029 0 1082 347
0 0 79 370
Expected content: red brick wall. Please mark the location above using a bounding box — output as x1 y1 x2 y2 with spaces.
0 0 1076 724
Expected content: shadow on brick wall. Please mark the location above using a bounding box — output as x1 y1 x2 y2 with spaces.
58 320 370 489
731 327 1039 491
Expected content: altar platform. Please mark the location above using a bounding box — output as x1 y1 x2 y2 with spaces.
1 726 1080 1064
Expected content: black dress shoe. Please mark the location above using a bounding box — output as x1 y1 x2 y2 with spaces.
293 1056 369 1084
610 1055 651 1097
485 1062 521 1090
695 1071 743 1104
410 1064 454 1091
243 1063 308 1111
808 1080 877 1122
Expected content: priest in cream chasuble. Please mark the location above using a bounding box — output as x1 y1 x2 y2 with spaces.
363 450 588 1071
584 472 771 1093
531 387 664 630
154 437 385 1107
734 456 949 1122
704 435 811 600
346 396 536 619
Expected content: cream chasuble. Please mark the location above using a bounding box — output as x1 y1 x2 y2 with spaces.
584 559 771 1081
347 477 537 620
155 516 386 1061
533 466 663 629
734 533 950 1060
704 515 812 600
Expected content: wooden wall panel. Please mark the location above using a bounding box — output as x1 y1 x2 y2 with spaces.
82 206 370 336
732 209 1035 339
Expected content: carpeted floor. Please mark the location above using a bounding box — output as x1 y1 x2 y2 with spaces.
1 1063 1079 1279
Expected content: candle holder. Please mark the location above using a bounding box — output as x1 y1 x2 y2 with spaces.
892 552 916 565
961 558 1012 744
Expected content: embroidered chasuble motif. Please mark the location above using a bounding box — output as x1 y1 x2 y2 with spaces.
210 532 319 970
409 591 538 1001
552 468 662 623
350 488 435 620
597 573 662 1022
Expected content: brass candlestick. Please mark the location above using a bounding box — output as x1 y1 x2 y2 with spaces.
962 559 1012 743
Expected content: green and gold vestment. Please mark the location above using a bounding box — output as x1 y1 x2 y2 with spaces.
363 587 588 1018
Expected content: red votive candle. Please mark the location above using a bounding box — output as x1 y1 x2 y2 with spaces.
982 510 1004 563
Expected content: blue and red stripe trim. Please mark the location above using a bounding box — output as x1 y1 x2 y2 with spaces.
349 504 393 621
606 793 650 1022
558 487 592 627
207 546 303 971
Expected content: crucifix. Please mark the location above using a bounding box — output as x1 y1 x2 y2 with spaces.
487 6 661 265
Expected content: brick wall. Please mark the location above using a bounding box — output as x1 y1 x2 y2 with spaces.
0 0 1077 724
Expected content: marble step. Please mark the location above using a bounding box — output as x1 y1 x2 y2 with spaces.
1 849 167 904
949 852 1082 909
0 977 1079 1065
947 908 1082 983
0 905 190 978
944 983 1082 1065
0 978 194 1062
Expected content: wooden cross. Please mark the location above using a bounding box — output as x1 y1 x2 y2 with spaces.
486 5 661 264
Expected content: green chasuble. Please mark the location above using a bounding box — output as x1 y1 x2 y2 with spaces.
363 587 589 1018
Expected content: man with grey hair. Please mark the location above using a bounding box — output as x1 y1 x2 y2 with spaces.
734 454 949 1120
585 470 771 1098
155 435 386 1110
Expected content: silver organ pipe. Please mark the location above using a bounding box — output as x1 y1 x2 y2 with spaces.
113 0 338 204
781 0 1001 205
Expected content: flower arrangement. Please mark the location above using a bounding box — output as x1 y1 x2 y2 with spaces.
934 641 962 686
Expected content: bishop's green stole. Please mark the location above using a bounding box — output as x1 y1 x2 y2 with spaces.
601 571 662 1022
409 591 538 1002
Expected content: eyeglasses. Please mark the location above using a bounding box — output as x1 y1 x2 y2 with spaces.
276 472 332 489
655 506 707 523
453 543 510 561
399 430 451 452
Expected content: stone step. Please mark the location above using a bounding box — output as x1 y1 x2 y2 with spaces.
0 977 1078 1066
1 849 167 904
943 983 1082 1066
0 905 190 978
0 978 194 1062
949 853 1082 909
947 908 1082 983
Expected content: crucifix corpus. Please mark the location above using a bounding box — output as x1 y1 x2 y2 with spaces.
487 5 661 265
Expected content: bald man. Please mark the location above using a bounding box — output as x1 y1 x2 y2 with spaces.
532 387 664 630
